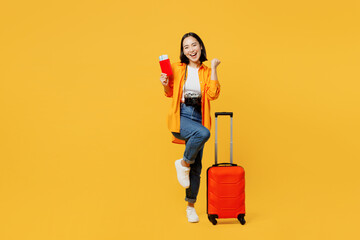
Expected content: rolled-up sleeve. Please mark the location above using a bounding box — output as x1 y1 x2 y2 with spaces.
205 69 220 100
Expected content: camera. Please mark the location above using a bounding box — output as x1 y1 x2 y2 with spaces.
184 92 202 111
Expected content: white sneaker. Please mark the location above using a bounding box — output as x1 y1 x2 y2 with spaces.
186 206 199 223
175 159 190 188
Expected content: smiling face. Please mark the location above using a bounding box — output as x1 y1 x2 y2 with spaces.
182 36 203 67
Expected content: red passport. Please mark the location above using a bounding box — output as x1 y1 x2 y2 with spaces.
159 55 173 76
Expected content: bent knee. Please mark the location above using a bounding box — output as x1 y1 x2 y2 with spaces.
199 128 210 142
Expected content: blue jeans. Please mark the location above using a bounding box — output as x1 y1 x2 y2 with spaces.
172 103 210 203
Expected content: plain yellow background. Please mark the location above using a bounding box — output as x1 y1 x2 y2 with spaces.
1 0 360 239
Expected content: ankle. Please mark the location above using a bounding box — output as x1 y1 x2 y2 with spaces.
188 203 195 208
181 159 190 167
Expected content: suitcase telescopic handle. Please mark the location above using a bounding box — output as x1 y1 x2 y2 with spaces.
215 112 233 165
215 112 233 117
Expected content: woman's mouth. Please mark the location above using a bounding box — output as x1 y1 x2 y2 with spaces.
189 52 197 58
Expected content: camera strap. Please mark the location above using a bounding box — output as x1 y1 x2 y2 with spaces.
183 64 188 91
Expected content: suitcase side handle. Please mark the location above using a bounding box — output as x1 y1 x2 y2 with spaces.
212 163 237 167
215 112 233 165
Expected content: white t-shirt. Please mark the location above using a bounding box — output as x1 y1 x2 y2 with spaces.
181 65 201 102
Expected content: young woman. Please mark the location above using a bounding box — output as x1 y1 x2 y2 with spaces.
160 32 221 223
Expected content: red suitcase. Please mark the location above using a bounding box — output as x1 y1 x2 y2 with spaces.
207 112 246 225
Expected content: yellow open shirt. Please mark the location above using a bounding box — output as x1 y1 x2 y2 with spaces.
164 62 221 144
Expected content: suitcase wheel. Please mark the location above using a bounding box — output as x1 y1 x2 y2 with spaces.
237 214 246 225
208 214 218 225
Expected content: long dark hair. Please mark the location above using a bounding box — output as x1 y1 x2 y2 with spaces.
180 32 207 64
